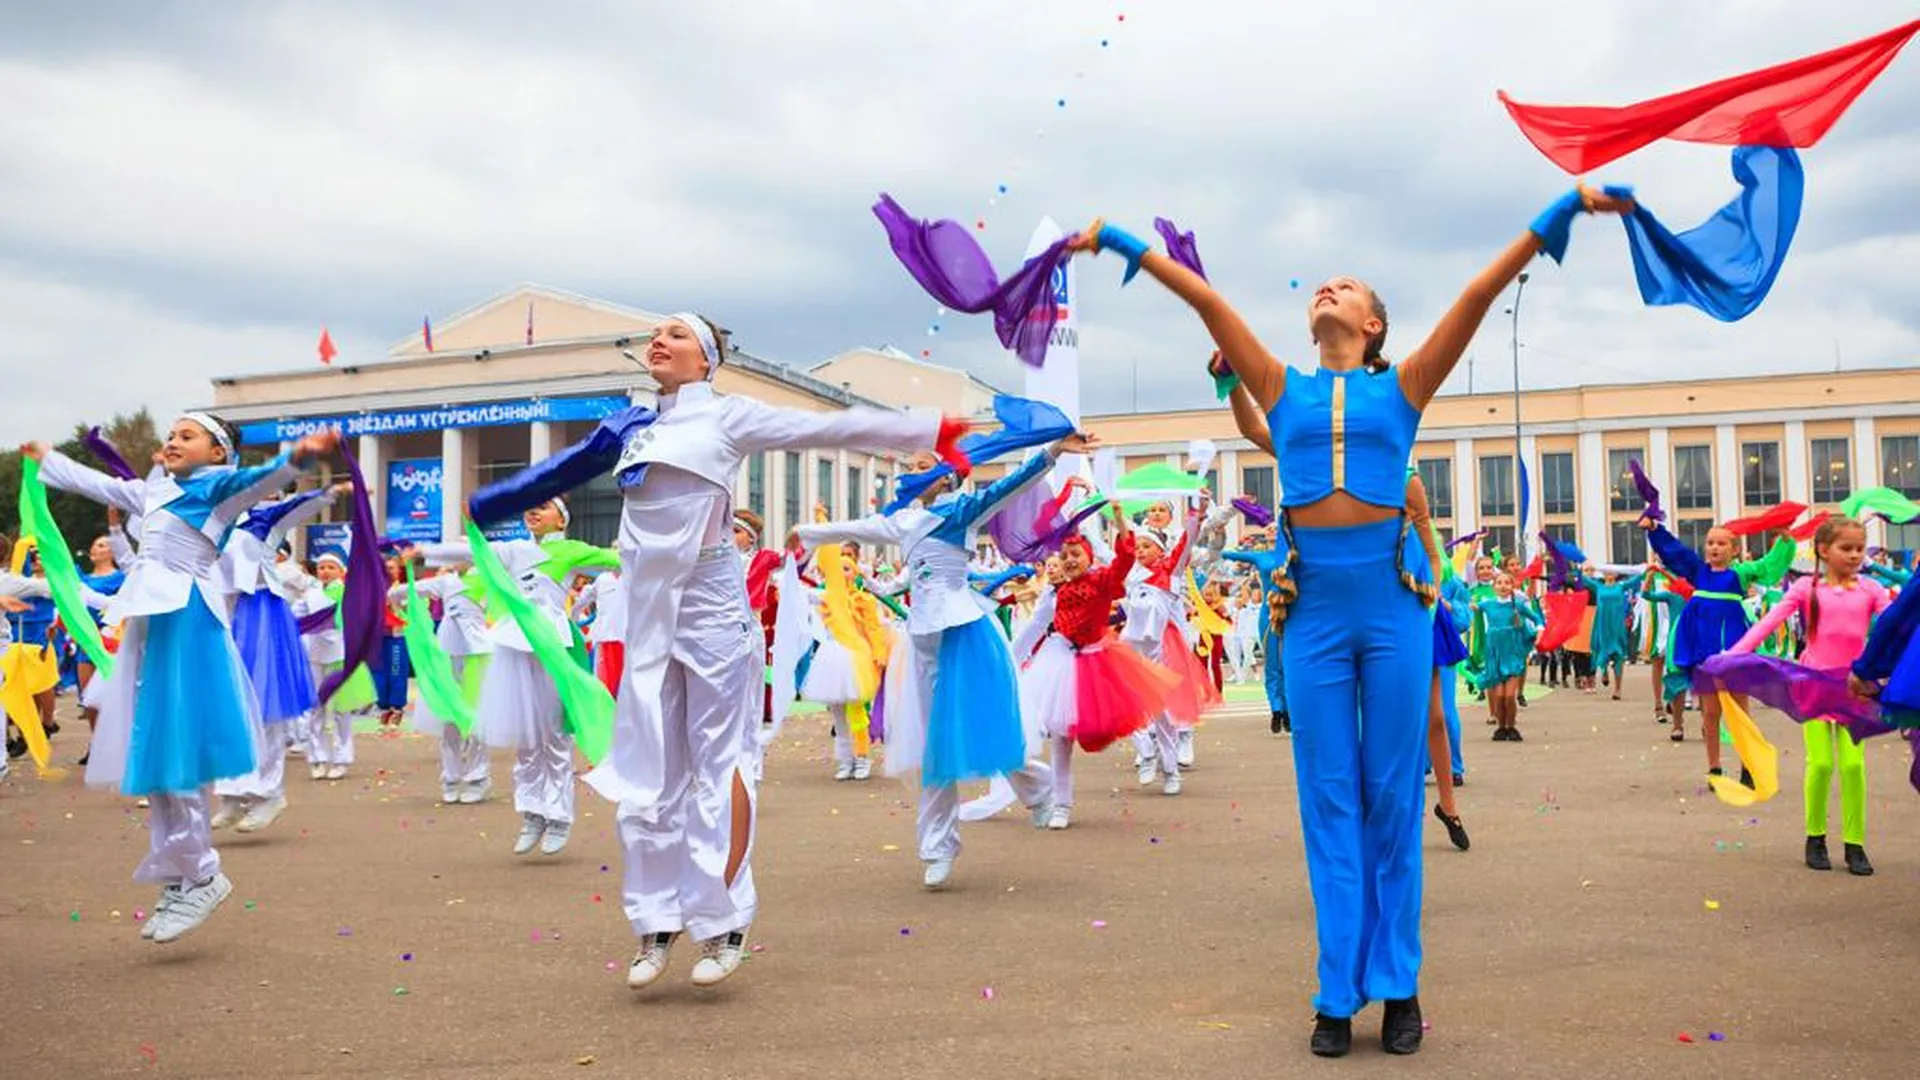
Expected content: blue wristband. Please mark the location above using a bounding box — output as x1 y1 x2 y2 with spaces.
1096 223 1151 285
1528 189 1585 265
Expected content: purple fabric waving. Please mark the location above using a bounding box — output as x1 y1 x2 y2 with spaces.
1541 531 1572 591
1627 459 1665 523
872 194 1071 369
1446 528 1488 553
84 427 138 481
1153 218 1206 280
1693 652 1886 738
315 442 386 708
983 481 1107 563
297 606 336 636
1231 497 1273 527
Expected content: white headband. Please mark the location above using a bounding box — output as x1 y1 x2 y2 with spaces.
667 313 721 379
550 497 570 528
315 552 346 569
178 411 234 458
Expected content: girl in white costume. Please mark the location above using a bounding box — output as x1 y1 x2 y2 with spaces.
464 313 955 991
391 563 495 804
24 419 337 944
297 551 375 781
795 435 1095 889
1124 503 1211 794
412 498 615 856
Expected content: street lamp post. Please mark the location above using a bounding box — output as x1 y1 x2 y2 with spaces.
1509 272 1529 555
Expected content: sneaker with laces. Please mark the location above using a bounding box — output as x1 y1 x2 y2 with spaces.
851 757 872 781
513 814 547 856
458 779 491 805
1046 805 1071 830
1136 762 1157 787
690 930 749 987
210 799 248 831
1162 775 1182 796
150 872 232 943
324 764 347 781
832 760 854 782
441 784 461 804
141 884 181 940
922 858 954 890
539 821 571 856
626 932 679 989
235 796 286 834
1176 730 1195 768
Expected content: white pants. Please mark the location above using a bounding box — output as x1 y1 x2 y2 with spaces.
1132 714 1181 777
514 727 575 825
611 518 762 943
1050 737 1077 808
439 727 490 787
918 762 1051 862
1226 633 1258 682
215 721 287 803
308 709 356 766
137 790 219 885
829 705 866 764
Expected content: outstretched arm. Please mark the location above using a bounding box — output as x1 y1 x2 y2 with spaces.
1227 379 1275 455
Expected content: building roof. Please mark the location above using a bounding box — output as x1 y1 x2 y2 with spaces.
809 345 1007 396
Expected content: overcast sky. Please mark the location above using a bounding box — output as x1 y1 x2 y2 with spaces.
2 1 1915 437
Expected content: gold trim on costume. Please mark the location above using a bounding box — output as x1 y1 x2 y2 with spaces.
1330 376 1348 491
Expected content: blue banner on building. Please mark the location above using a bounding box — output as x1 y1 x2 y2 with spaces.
304 522 352 563
385 458 443 543
236 394 632 446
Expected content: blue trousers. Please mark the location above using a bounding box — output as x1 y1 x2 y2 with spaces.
1282 518 1432 1018
1263 623 1286 714
1440 666 1465 776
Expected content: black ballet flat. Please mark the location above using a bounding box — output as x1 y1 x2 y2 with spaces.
1382 997 1424 1055
1434 804 1470 851
1844 843 1874 877
1310 1014 1352 1058
1451 772 1466 788
1805 835 1831 871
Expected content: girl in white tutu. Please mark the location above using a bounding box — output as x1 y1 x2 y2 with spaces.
411 496 615 857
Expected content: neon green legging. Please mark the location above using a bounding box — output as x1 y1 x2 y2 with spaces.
1803 721 1865 845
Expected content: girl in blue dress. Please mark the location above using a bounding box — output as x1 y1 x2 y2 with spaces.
25 417 338 945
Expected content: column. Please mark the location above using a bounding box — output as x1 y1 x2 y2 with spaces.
800 451 818 523
1854 416 1880 546
528 421 555 464
1452 438 1477 534
1218 449 1241 545
356 433 386 529
441 427 469 542
1646 426 1672 508
1713 424 1739 522
834 449 850 521
767 451 787 542
1576 430 1607 562
1783 419 1808 504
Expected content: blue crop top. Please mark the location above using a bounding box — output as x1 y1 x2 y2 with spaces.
1270 366 1421 509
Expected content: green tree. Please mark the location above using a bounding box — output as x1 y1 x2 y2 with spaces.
0 409 162 566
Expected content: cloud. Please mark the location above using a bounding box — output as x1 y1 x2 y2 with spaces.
0 0 1914 436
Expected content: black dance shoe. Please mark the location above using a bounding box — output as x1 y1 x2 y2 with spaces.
1381 997 1424 1055
1844 843 1874 877
1805 835 1831 871
1434 804 1470 851
1310 1014 1352 1058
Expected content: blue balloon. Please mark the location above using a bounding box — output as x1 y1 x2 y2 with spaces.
1289 278 1300 289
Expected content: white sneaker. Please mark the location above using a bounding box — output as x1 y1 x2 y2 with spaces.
513 814 546 856
141 884 181 940
324 764 347 781
150 872 232 943
1177 730 1196 768
441 784 461 804
923 858 954 890
1162 775 1183 796
690 930 748 987
309 763 327 781
235 796 286 834
1047 805 1071 830
458 779 491 805
1028 800 1053 829
627 932 679 989
1136 763 1157 787
539 821 571 856
833 760 854 782
851 757 872 781
210 799 248 831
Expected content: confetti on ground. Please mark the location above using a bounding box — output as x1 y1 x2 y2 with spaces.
244 901 258 910
981 987 995 1002
133 908 145 921
69 909 80 922
1091 920 1108 928
1198 1021 1232 1030
338 927 353 937
1677 1032 1694 1043
591 894 602 903
749 944 766 953
1708 1032 1726 1042
881 844 900 852
110 909 121 918
392 986 409 997
1704 899 1721 911
899 927 912 936
139 1043 157 1064
605 961 618 972
401 952 414 962
576 1055 596 1066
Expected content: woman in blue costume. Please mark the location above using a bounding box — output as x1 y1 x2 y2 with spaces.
71 534 128 766
25 417 337 945
1070 183 1632 1057
794 431 1094 890
1639 519 1794 777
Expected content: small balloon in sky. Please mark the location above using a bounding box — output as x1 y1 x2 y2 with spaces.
996 184 1008 195
921 349 932 358
1057 98 1067 107
1100 38 1110 47
975 219 986 230
1289 279 1300 289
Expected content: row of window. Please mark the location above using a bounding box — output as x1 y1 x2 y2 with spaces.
741 452 891 533
1397 434 1919 522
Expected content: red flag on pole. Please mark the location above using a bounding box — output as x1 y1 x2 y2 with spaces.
318 327 338 365
422 316 435 353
